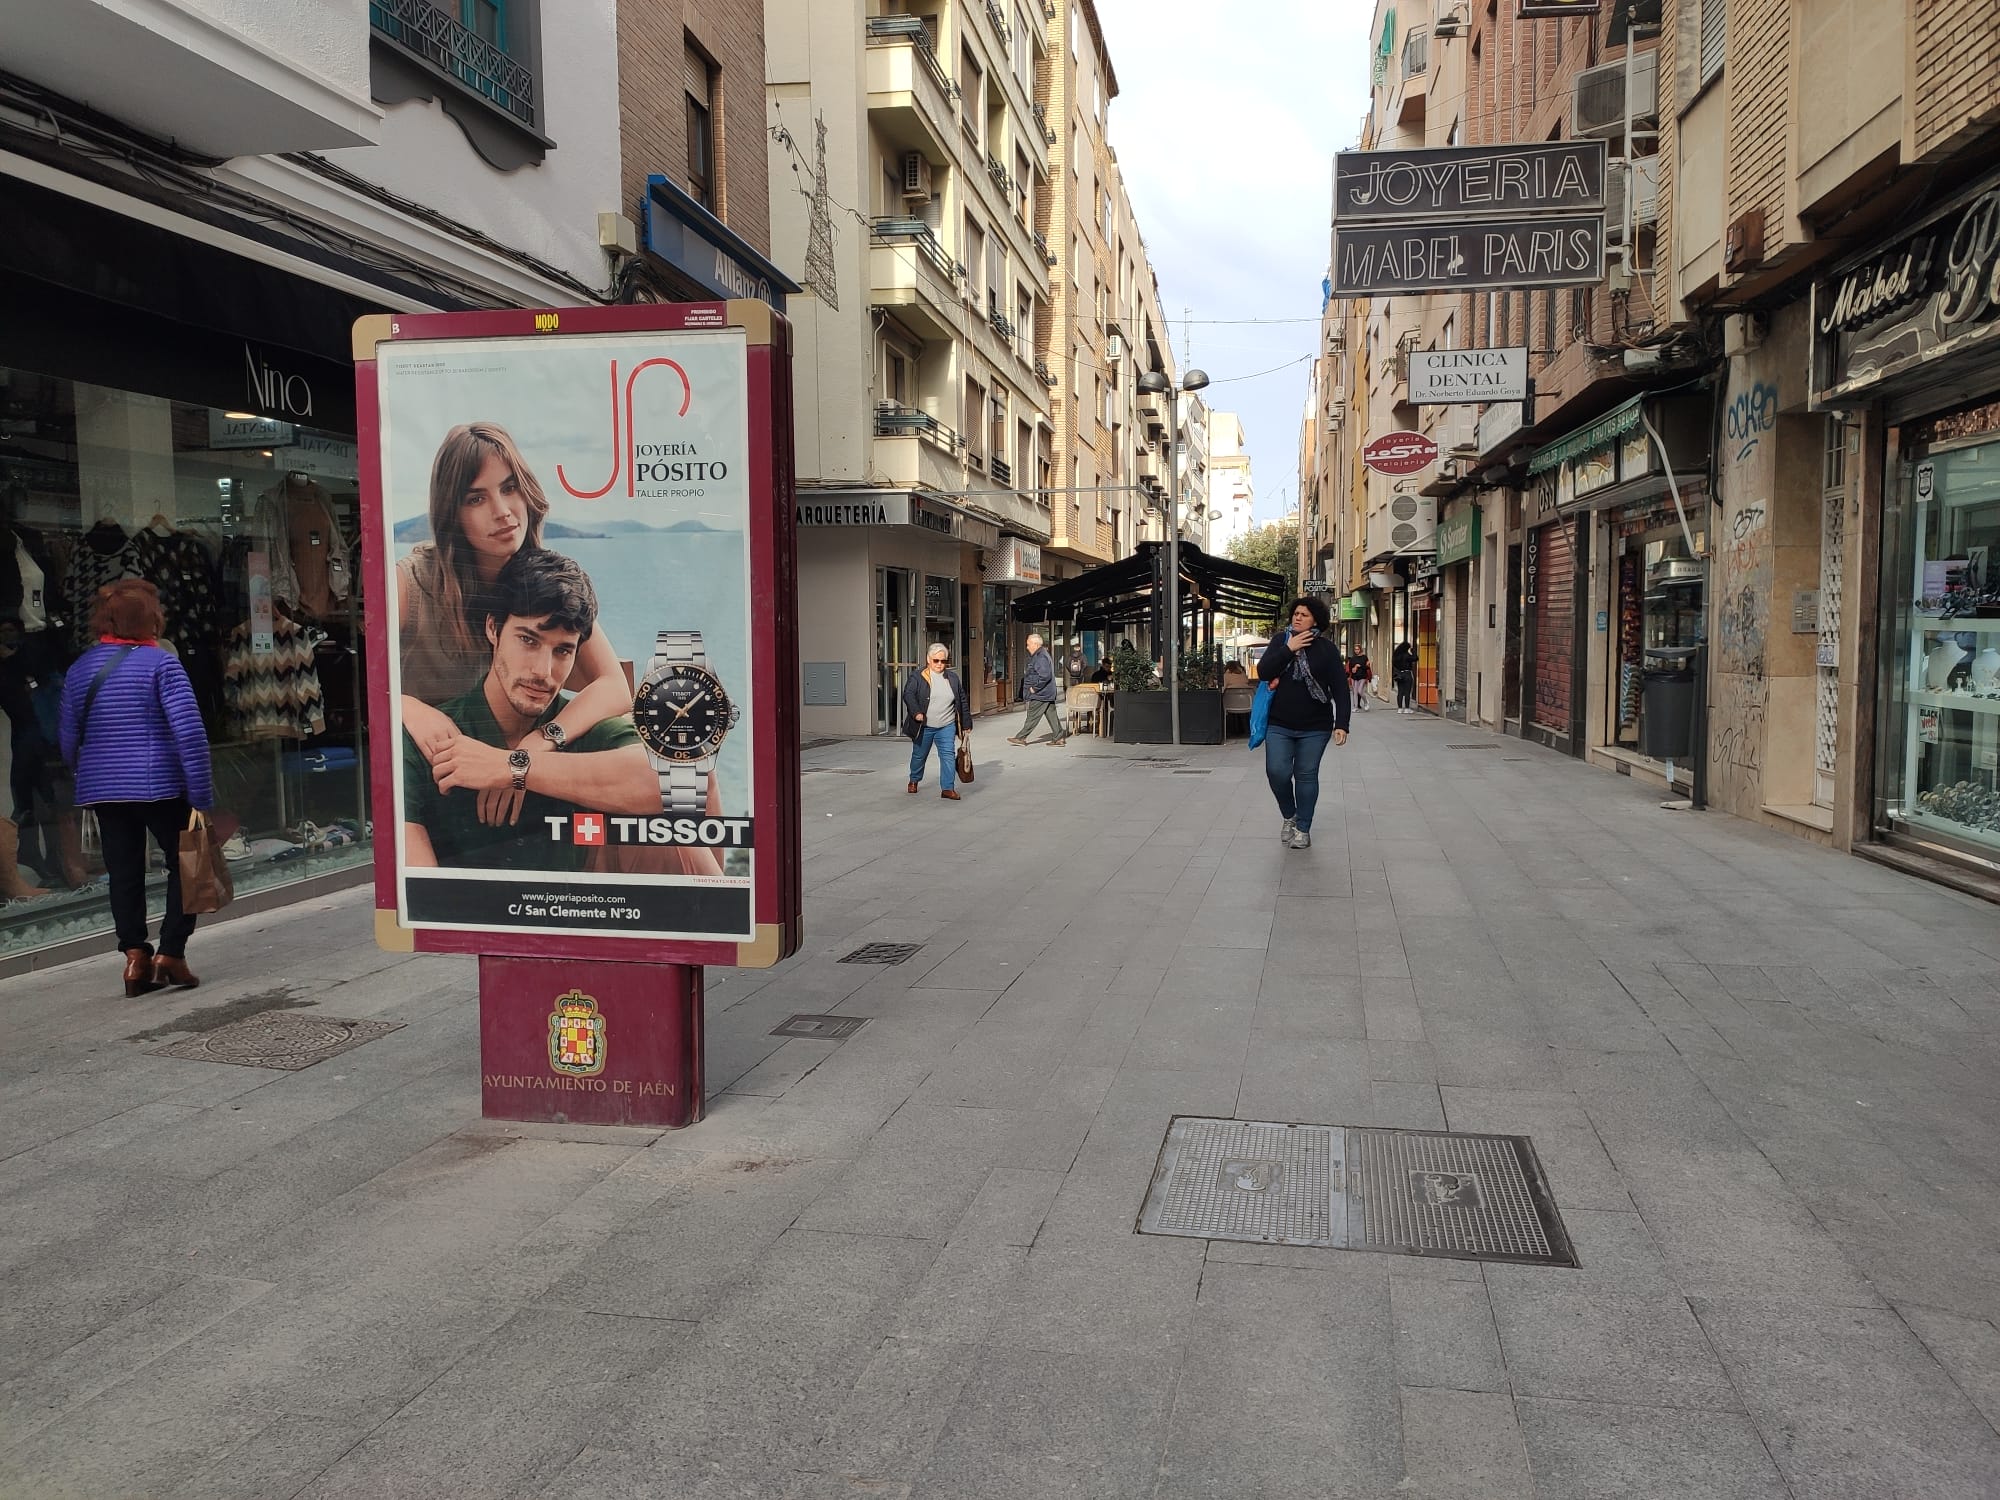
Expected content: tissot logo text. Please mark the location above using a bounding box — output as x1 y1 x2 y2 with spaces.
544 814 755 848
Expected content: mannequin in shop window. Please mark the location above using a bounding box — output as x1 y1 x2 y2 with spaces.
397 424 634 827
0 485 90 897
253 471 351 619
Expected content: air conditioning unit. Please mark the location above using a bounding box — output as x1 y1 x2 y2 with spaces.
1432 8 1467 38
1326 397 1346 429
1573 50 1659 139
1325 324 1347 353
1603 156 1661 244
901 151 933 203
1105 333 1125 362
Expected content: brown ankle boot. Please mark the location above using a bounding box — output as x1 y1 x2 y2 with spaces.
123 948 162 997
0 820 48 902
153 955 199 990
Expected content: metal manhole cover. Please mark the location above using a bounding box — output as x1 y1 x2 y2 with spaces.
826 768 875 775
1446 744 1502 750
838 942 923 965
1172 769 1213 775
801 767 829 774
771 1014 868 1039
1076 753 1121 759
1137 1117 1575 1266
148 1012 403 1071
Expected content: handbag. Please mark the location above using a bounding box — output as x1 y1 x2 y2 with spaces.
178 809 235 915
954 733 975 784
1248 681 1273 749
71 645 139 759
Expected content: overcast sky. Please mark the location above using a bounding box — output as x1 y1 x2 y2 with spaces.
1094 0 1374 526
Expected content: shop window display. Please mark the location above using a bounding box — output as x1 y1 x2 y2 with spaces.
1609 520 1705 754
0 368 368 955
1885 432 2000 855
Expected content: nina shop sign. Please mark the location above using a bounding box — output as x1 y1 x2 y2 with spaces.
244 343 314 419
1814 176 2000 403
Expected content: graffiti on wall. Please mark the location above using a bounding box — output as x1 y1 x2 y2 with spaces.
1714 496 1771 680
1708 673 1769 817
1726 380 1779 465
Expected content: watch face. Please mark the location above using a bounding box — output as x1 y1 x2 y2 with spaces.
508 749 531 770
635 665 733 762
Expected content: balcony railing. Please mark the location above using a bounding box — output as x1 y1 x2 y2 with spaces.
991 456 1013 486
987 154 1014 197
1035 358 1057 388
875 402 963 451
1402 28 1428 78
370 0 536 129
990 308 1016 339
865 13 960 101
1031 228 1054 266
1031 100 1056 145
985 0 1013 50
871 217 958 280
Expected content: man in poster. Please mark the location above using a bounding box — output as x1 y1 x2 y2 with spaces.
402 548 718 876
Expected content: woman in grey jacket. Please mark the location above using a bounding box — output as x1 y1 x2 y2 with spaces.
902 643 973 800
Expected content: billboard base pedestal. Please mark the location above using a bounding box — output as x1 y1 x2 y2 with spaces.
478 956 703 1128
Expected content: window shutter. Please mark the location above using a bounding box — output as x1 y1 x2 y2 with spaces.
684 40 710 100
1699 0 1727 84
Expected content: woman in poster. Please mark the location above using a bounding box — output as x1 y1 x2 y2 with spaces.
398 423 632 800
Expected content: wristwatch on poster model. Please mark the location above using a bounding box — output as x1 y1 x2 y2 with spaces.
507 748 530 791
633 629 740 813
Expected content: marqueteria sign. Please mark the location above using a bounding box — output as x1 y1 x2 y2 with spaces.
356 303 803 969
1409 347 1530 404
1812 170 2000 408
1333 141 1607 297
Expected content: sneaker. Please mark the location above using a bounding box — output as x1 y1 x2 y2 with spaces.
1287 827 1312 849
1281 816 1296 843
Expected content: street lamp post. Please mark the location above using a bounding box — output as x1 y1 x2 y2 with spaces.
1138 366 1208 746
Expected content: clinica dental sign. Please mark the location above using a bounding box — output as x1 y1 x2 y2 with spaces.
1408 348 1530 404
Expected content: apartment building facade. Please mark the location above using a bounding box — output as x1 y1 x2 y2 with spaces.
1658 0 2000 895
767 0 1055 733
0 0 775 964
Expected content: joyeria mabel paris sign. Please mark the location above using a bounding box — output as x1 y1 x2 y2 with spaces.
1333 142 1608 296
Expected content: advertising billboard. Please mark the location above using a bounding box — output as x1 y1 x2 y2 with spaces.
1362 431 1441 476
356 303 802 969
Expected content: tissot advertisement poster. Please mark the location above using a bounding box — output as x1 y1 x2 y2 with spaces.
374 328 756 944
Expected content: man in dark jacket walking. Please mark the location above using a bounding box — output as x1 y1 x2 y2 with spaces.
1008 633 1066 746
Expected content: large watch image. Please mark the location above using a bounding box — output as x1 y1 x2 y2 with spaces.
634 630 741 813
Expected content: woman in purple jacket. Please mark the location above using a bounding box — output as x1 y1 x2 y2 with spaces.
59 580 214 997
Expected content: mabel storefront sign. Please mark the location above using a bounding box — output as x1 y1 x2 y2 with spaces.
1363 430 1441 476
1437 504 1482 566
1813 172 2000 406
1410 348 1528 404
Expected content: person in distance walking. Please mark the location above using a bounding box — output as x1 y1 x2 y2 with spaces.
1392 637 1418 714
1258 597 1350 850
1008 632 1066 746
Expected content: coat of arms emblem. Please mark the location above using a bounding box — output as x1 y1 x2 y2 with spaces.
548 989 607 1076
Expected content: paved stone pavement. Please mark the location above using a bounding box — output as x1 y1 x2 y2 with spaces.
3 711 2000 1499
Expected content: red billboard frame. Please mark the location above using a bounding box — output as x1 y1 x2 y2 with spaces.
354 301 802 970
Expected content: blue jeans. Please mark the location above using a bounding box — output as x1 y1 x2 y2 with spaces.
1264 724 1332 832
909 721 958 790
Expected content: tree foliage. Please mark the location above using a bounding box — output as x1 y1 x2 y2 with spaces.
1227 519 1301 625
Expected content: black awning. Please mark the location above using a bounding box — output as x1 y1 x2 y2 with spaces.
1011 540 1286 629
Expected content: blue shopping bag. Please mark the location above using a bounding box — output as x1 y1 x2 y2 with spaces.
1247 681 1273 749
